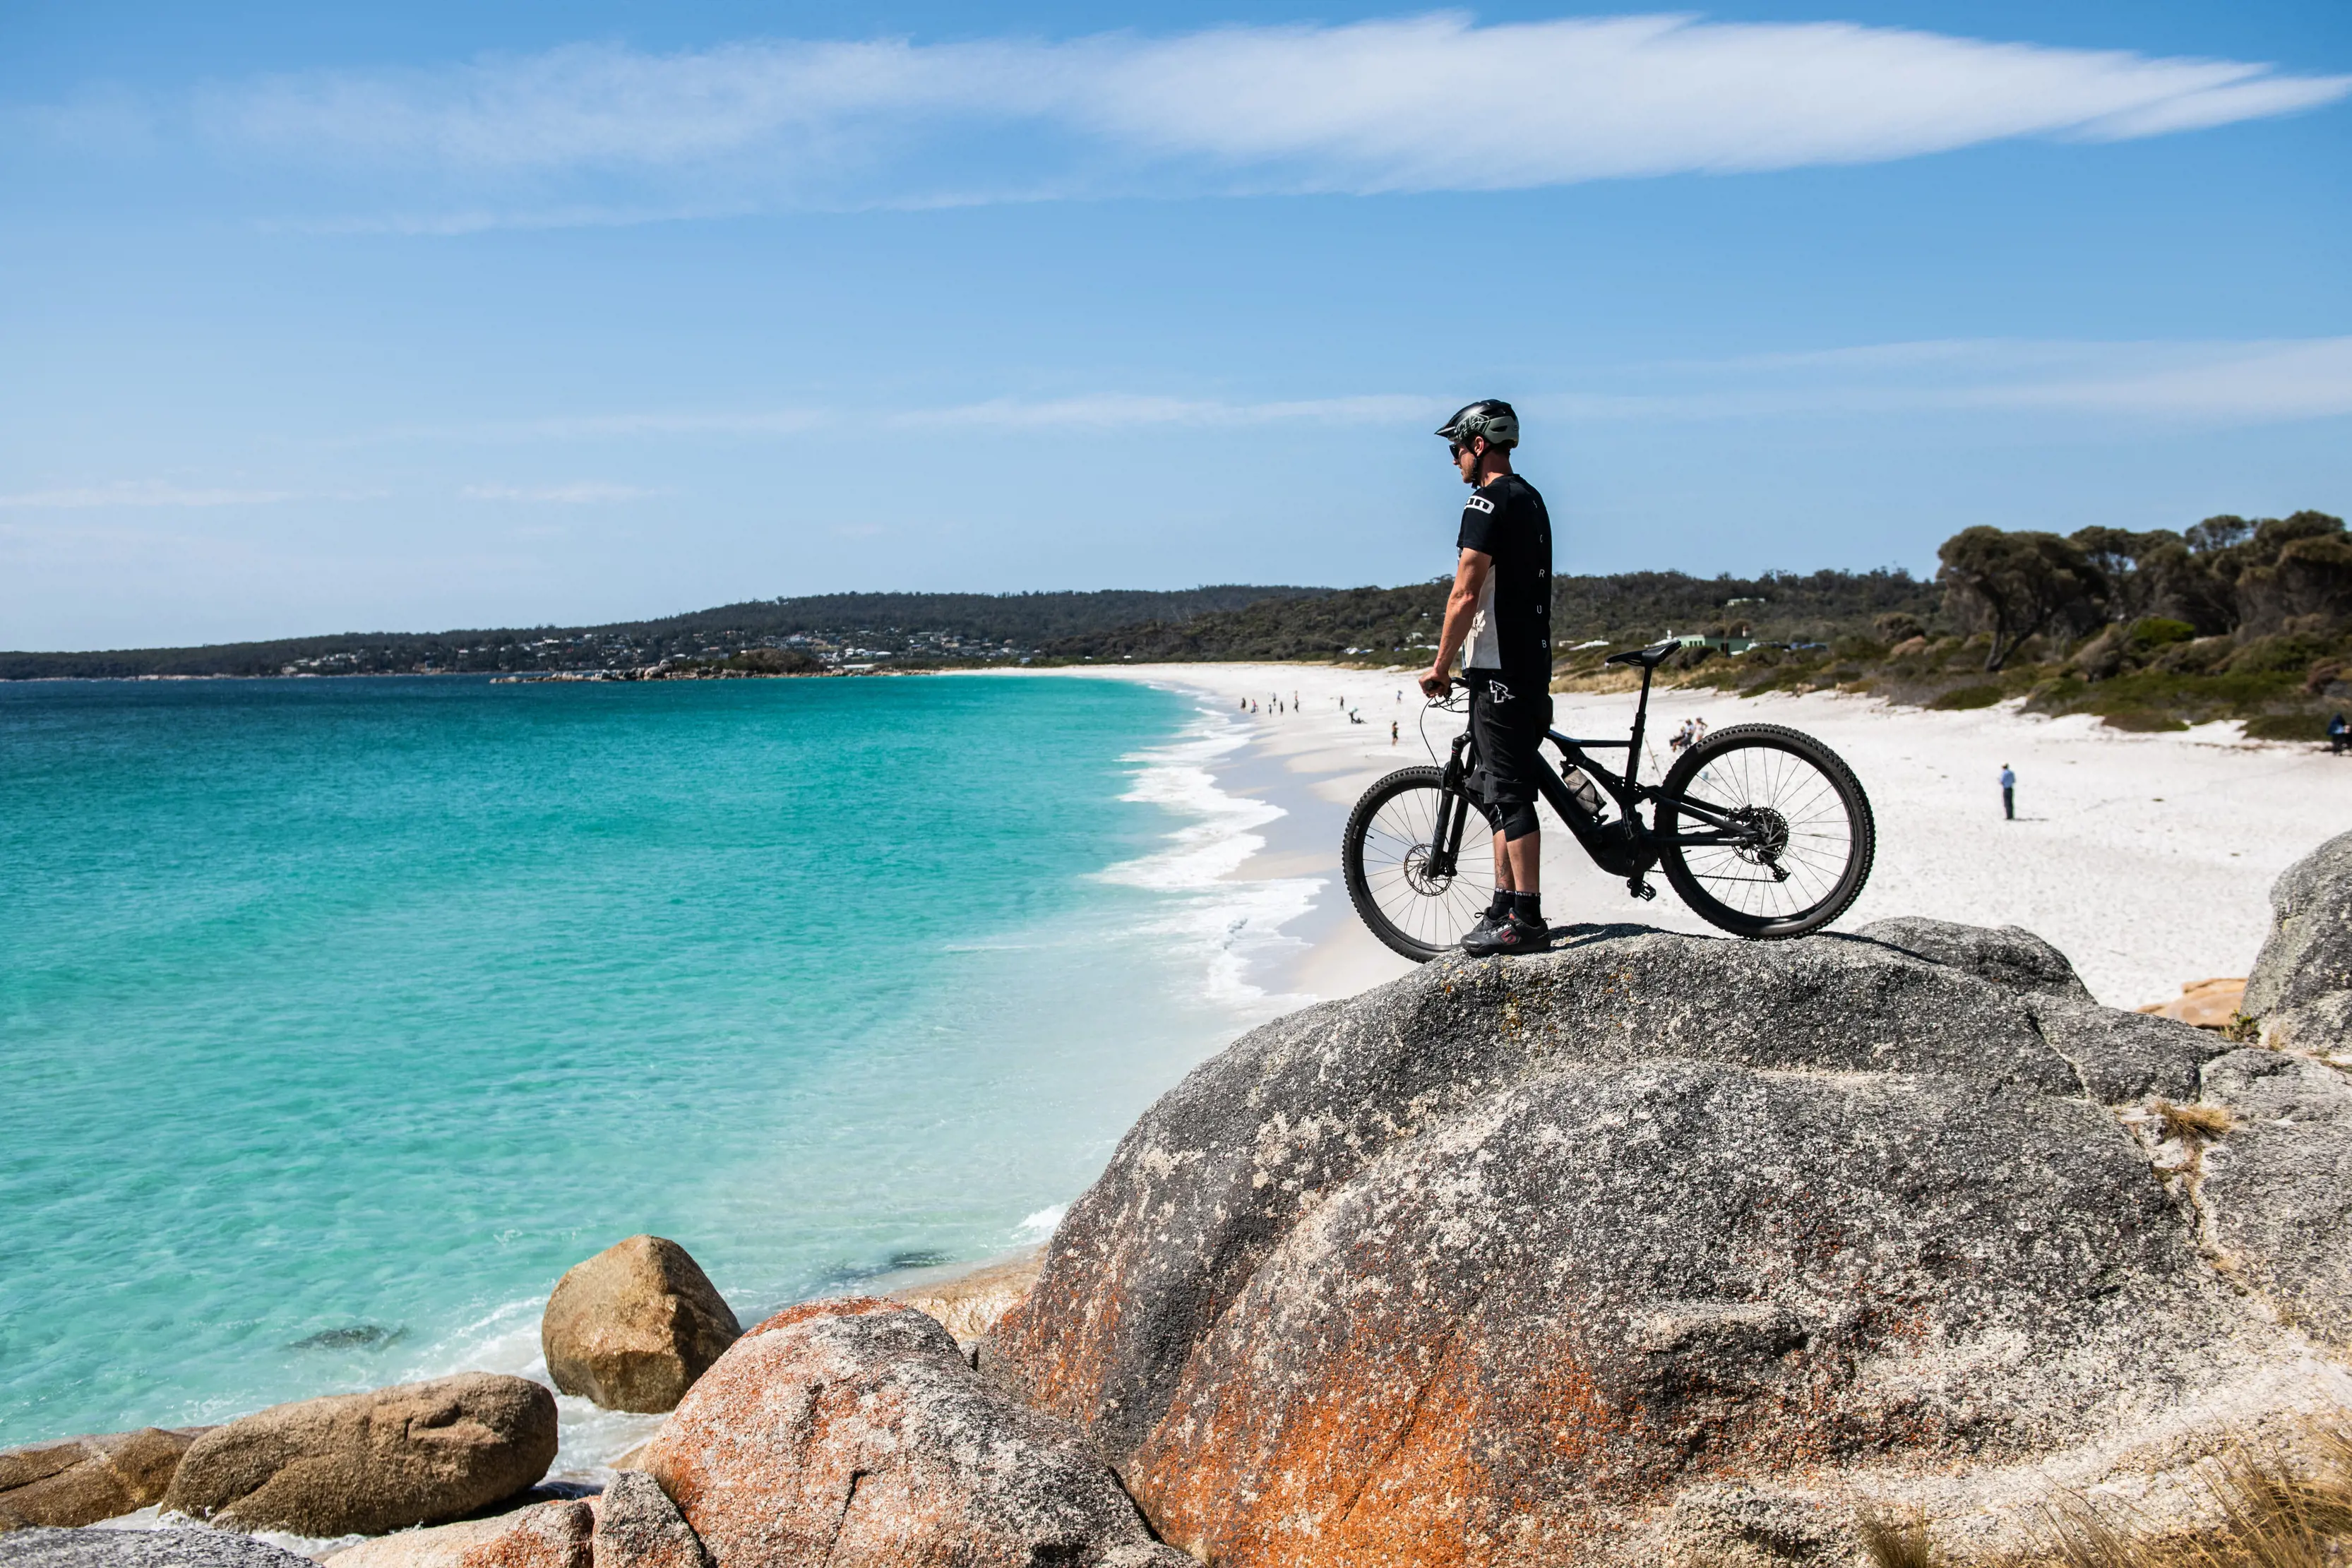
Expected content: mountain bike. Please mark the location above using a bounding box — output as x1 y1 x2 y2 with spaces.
1342 638 1875 959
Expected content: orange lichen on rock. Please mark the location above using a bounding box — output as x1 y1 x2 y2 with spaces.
984 924 2320 1567
643 1300 1187 1568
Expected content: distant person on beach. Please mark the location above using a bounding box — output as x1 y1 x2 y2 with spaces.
1391 719 1399 744
1416 399 1553 958
1693 717 1709 746
2000 764 2017 820
2332 713 2348 754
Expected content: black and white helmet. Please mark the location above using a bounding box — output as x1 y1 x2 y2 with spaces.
1435 400 1518 450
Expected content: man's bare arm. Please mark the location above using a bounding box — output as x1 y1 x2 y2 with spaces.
1419 548 1493 697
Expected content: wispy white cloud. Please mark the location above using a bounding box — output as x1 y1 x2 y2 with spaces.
896 392 1433 429
0 481 299 509
1958 337 2352 420
1548 336 2352 423
383 340 2352 450
159 13 2350 217
458 481 659 503
366 393 1433 445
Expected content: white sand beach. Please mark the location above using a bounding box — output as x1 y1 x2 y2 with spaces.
1042 662 2352 1011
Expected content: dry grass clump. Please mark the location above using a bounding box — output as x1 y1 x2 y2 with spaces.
1856 1423 2352 1568
1857 1502 1939 1568
2151 1100 2238 1142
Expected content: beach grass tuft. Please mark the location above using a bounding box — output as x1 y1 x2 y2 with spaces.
1857 1502 1941 1568
2151 1100 2237 1142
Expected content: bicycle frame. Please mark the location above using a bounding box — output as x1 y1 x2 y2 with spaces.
1425 661 1769 892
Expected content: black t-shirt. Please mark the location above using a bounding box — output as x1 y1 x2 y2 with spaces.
1455 473 1553 683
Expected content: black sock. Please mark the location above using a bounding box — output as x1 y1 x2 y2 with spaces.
1488 890 1514 916
1512 892 1543 925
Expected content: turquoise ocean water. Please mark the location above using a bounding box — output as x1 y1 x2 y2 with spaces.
0 674 1309 1466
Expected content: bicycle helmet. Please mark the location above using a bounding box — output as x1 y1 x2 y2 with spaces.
1436 400 1519 450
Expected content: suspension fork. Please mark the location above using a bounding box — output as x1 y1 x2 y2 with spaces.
1431 731 1476 878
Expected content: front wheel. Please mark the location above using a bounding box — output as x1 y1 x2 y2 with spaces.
1343 767 1497 962
1655 724 1875 939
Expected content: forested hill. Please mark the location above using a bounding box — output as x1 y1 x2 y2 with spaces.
1041 568 1939 662
0 586 1325 679
2 571 1935 679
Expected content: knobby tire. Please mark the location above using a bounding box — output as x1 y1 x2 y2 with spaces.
1342 766 1498 963
1654 723 1875 938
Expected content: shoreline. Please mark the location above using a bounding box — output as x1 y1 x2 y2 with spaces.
20 663 2350 1504
1001 662 2352 1011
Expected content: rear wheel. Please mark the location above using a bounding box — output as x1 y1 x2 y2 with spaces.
1342 766 1497 962
1655 724 1874 939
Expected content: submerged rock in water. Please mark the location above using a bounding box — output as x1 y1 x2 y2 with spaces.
541 1238 739 1415
161 1375 556 1538
981 918 2345 1567
2245 827 2352 1048
0 1429 205 1532
0 1530 313 1568
287 1327 404 1353
642 1299 1188 1568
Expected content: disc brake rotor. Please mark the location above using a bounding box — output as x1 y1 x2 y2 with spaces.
1401 842 1452 896
1730 806 1792 875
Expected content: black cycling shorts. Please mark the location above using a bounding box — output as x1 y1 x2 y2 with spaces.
1467 671 1552 812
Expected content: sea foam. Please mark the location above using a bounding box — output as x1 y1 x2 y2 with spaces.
1095 698 1323 1015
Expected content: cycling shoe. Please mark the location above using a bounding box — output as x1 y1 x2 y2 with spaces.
1462 911 1552 957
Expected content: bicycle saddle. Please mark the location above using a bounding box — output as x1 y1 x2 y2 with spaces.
1603 638 1691 669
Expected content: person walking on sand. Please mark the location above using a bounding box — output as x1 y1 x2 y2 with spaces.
1417 400 1554 958
2000 763 2016 820
1391 719 1399 745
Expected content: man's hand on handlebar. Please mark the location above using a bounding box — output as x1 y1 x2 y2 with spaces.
1418 664 1455 699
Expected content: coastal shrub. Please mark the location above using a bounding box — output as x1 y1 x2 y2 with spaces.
2101 710 2190 733
2151 636 2235 675
1930 684 2005 710
1874 611 1926 643
2227 633 2339 676
2304 659 2346 695
2026 676 2089 713
2244 714 2329 742
2126 617 2199 653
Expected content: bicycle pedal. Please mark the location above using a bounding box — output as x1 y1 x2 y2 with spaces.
1626 876 1656 902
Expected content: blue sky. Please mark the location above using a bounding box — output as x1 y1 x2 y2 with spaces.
3 1 2347 649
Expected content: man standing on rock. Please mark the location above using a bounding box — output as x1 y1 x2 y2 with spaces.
1419 400 1555 957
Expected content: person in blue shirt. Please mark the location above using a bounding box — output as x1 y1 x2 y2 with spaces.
2000 765 2017 820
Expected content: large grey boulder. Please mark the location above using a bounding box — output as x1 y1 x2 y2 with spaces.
641 1300 1188 1568
2243 828 2352 1046
1 1430 205 1531
984 921 2336 1567
0 1531 313 1568
542 1238 739 1415
2197 1046 2352 1349
161 1376 556 1538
